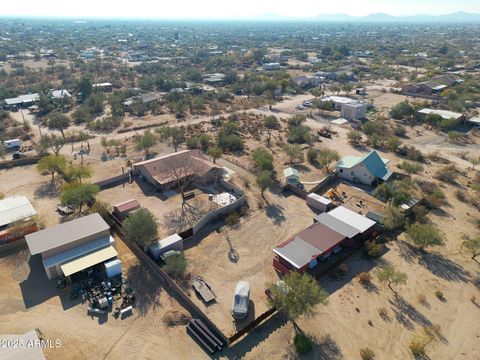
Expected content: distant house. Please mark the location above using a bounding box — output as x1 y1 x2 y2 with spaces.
123 92 164 108
25 213 118 280
340 102 368 120
336 150 392 185
262 62 281 71
3 93 39 109
283 167 300 185
134 149 223 191
416 108 464 122
202 73 225 86
93 82 113 93
401 74 461 96
50 89 72 100
291 76 320 89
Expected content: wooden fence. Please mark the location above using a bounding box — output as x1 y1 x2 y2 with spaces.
228 307 277 344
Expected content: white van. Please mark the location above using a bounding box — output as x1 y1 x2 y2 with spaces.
3 139 21 150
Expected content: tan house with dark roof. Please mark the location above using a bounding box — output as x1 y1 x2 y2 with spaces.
134 149 223 190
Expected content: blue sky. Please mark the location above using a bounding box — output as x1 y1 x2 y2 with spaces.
1 0 479 19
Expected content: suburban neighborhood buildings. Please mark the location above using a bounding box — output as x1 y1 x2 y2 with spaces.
336 150 392 185
416 108 464 122
321 96 369 120
24 213 118 280
401 74 462 96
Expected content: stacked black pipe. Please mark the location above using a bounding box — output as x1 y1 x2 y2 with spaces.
186 319 226 354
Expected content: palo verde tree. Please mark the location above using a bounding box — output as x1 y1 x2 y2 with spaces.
37 154 67 182
376 265 407 294
264 115 279 147
256 171 273 200
317 149 340 174
405 223 444 251
60 182 100 213
156 126 185 152
461 235 480 262
135 130 156 158
47 113 70 139
122 208 158 249
207 146 223 164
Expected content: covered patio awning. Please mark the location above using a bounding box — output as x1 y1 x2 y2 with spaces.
60 246 118 277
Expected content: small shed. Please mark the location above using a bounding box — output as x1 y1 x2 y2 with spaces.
306 193 332 213
283 167 300 185
113 199 140 220
149 234 184 260
104 259 122 278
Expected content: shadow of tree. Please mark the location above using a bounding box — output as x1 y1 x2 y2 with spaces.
126 262 163 316
418 252 471 283
309 334 344 360
389 295 432 330
34 181 61 199
265 203 286 225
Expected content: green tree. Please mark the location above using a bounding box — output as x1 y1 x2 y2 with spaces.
48 113 70 138
317 149 340 173
157 127 185 152
37 154 67 182
283 144 303 164
264 115 279 146
399 161 424 175
256 171 273 199
251 147 274 171
61 182 100 213
376 265 407 293
405 223 444 250
122 208 158 248
76 76 93 102
207 146 223 164
135 130 156 158
386 136 402 152
163 253 188 279
347 130 362 145
461 235 480 262
267 272 328 321
389 101 414 120
384 205 405 231
63 164 92 183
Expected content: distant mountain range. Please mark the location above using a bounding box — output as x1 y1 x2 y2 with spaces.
248 12 480 23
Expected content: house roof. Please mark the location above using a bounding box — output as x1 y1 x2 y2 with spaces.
274 223 346 269
50 89 71 99
283 167 299 178
0 196 37 228
336 150 392 181
314 213 360 238
418 108 463 120
113 199 140 213
134 149 221 185
25 213 109 255
327 206 376 233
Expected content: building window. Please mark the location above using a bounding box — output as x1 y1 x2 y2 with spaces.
339 169 343 173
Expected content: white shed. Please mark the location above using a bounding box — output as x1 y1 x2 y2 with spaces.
149 234 184 260
306 193 332 213
104 259 122 278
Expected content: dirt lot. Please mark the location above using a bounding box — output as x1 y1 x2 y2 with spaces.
183 171 317 337
0 235 207 360
97 180 220 238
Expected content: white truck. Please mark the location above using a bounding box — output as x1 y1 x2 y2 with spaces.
2 139 21 150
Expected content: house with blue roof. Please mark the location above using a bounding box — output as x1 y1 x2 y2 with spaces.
335 150 392 185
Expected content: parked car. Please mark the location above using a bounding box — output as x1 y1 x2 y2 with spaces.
12 152 25 160
295 105 304 110
231 281 250 319
303 100 313 107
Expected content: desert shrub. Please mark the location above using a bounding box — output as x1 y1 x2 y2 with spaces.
360 346 375 359
409 337 426 357
307 148 318 164
435 290 444 300
88 116 122 131
338 263 348 275
378 307 388 319
293 333 312 354
358 272 372 286
225 212 240 227
417 294 427 305
455 189 468 202
435 165 459 184
364 240 385 258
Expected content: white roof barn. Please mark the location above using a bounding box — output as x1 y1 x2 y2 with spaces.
0 196 37 228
